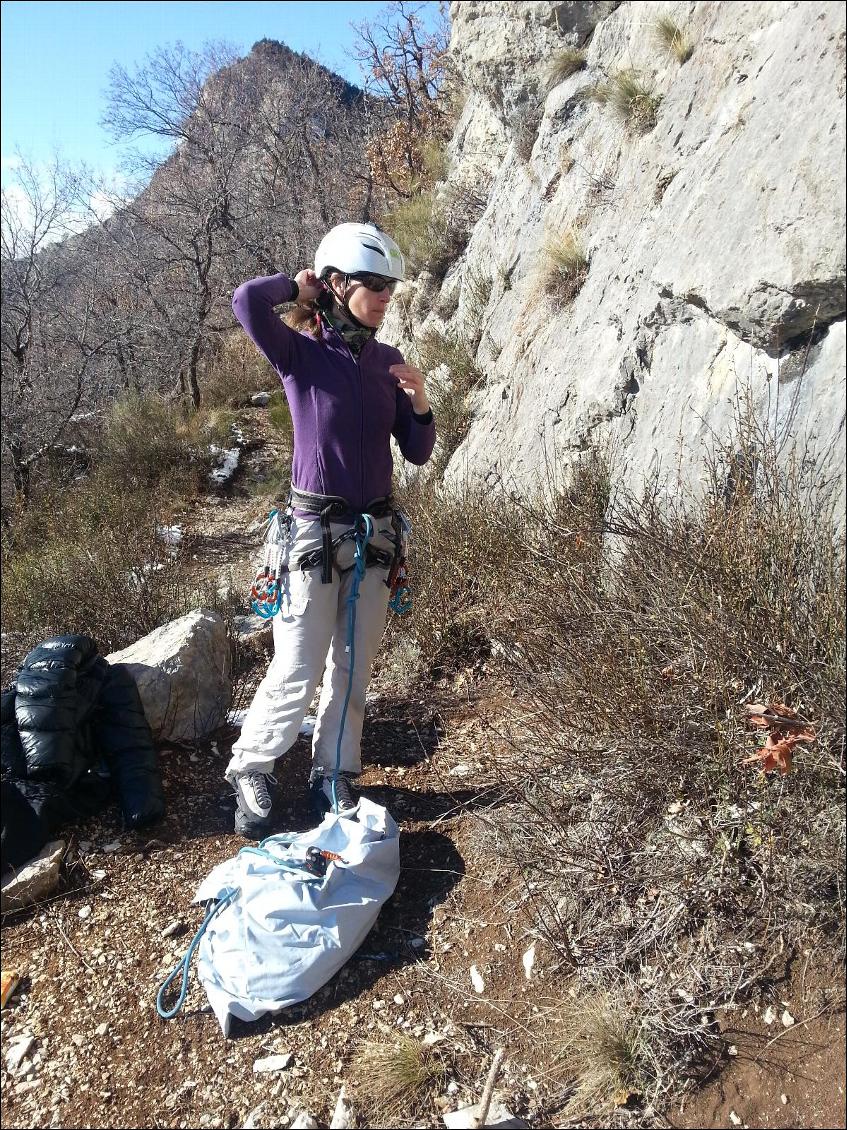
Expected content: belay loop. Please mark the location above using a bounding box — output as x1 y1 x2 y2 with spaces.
250 508 288 619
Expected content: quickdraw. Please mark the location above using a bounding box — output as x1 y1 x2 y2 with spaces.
387 508 413 616
250 509 289 619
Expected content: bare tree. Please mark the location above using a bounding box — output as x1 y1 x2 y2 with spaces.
350 0 452 196
1 157 116 504
100 39 375 408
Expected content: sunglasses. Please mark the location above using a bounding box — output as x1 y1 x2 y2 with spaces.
350 272 398 295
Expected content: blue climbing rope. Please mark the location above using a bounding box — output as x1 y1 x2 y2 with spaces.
330 513 373 815
156 889 238 1019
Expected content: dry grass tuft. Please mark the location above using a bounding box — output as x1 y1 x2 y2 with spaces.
543 229 590 307
351 1035 449 1124
554 989 648 1114
546 47 588 90
653 15 694 64
585 69 661 133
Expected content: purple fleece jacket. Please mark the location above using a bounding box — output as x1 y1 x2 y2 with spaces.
232 273 436 512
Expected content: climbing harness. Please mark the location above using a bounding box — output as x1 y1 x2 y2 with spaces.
250 489 413 610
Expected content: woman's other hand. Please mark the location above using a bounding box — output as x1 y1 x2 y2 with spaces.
293 269 323 303
390 363 430 414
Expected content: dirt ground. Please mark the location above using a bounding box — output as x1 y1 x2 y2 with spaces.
2 409 844 1130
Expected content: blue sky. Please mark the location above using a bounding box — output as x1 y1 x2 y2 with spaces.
1 0 444 178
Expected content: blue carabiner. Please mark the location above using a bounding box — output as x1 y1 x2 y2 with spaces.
389 585 413 616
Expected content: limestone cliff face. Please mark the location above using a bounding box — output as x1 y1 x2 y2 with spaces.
384 1 846 509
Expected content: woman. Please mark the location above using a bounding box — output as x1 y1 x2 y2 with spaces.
225 222 436 837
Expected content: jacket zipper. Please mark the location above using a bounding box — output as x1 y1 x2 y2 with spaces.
328 318 368 511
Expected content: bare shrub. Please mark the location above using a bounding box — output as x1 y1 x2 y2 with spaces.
383 402 844 1114
381 472 528 682
513 107 544 163
473 414 845 1113
96 393 215 495
202 331 279 408
1 475 198 665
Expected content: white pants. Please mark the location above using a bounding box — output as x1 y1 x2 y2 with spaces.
225 515 393 779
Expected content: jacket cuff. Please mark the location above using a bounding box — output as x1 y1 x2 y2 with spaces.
412 407 434 425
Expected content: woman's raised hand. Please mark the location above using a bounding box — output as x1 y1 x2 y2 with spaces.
390 363 430 414
294 269 323 303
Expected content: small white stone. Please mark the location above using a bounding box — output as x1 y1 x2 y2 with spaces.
393 994 405 1005
762 1005 776 1025
5 1036 35 1073
253 1054 294 1074
522 942 536 979
470 966 485 993
781 1009 795 1027
781 1094 789 1105
78 906 92 920
372 999 386 1011
727 1044 738 1056
242 1102 267 1128
729 1112 742 1126
94 1023 109 1037
290 1114 318 1129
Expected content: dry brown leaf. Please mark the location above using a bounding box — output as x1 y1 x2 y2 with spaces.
742 701 816 774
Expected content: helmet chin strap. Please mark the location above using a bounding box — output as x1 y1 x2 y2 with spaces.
326 274 372 330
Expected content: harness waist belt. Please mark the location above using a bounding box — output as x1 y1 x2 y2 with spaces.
290 487 395 520
289 487 396 584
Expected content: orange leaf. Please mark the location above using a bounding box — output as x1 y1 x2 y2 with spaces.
764 733 796 773
768 702 798 720
743 734 796 775
745 704 771 727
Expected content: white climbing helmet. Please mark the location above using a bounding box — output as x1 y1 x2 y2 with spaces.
314 222 405 283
